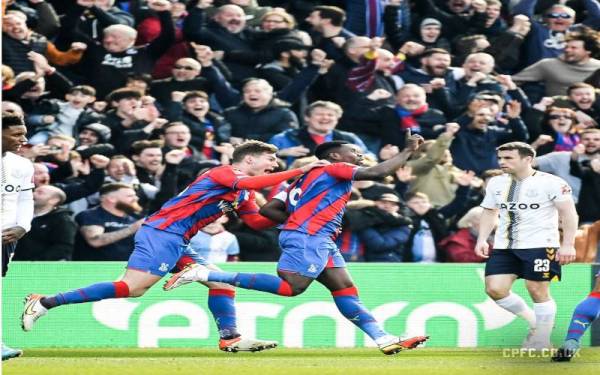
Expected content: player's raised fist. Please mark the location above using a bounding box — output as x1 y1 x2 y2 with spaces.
405 134 424 151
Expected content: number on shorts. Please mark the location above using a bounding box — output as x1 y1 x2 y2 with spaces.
533 259 550 272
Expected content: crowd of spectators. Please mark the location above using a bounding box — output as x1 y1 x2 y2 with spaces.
3 0 600 263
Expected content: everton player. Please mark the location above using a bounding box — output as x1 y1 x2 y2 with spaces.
475 142 578 351
21 141 328 352
165 134 430 355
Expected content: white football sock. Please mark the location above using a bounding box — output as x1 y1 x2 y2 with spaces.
495 292 536 328
533 299 556 341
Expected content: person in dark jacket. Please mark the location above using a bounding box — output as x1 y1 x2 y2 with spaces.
378 84 447 149
269 100 369 166
451 101 529 175
14 185 77 261
163 90 230 152
570 146 600 224
222 78 298 142
68 1 175 98
357 193 412 262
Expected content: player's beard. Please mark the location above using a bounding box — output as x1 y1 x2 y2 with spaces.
116 200 143 215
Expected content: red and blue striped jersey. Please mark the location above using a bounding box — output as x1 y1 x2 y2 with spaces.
282 163 357 236
144 165 267 240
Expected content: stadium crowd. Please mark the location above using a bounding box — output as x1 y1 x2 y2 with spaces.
2 0 600 264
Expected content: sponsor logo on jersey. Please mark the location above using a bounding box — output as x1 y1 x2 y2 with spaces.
499 202 540 210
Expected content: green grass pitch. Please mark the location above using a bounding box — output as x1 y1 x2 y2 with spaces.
3 348 600 375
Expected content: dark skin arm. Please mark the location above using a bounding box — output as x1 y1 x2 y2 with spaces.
354 134 423 181
259 198 289 224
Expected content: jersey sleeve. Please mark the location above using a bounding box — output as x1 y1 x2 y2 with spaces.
547 177 573 203
480 179 498 209
208 167 239 189
325 163 358 181
236 191 278 230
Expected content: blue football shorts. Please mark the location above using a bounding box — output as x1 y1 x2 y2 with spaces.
127 225 209 277
277 230 346 279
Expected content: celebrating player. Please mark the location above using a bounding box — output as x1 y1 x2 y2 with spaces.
22 140 328 352
552 275 600 361
164 135 430 355
475 142 578 350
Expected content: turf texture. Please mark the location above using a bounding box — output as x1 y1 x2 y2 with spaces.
3 348 600 375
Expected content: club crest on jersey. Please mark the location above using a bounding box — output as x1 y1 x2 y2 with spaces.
525 189 538 198
499 202 540 210
232 190 249 209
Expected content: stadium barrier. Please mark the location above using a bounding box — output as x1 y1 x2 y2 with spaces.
2 262 599 348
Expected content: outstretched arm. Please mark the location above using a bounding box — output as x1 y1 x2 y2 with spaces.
354 134 423 181
259 195 289 224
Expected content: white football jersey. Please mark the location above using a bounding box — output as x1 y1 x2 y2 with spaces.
481 171 573 249
1 152 35 230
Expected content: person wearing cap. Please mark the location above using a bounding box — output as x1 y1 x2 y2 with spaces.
77 123 112 146
413 18 451 51
511 1 600 66
356 192 412 263
412 0 489 39
257 38 311 91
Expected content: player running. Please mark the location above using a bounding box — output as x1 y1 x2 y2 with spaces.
165 135 430 355
552 274 600 362
22 141 327 352
475 142 578 351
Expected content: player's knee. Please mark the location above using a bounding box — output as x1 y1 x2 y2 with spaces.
127 285 149 297
485 285 509 300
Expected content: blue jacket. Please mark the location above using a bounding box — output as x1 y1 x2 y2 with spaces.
269 127 371 166
358 226 410 262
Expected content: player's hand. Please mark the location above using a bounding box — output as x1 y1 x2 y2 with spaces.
300 159 330 173
2 226 27 244
474 241 490 258
557 245 576 265
405 133 424 152
218 200 235 213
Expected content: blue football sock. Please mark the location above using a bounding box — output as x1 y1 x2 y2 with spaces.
332 286 387 341
207 289 240 339
208 271 293 296
41 281 129 309
565 292 600 342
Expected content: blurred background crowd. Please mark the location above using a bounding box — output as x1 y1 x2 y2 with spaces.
2 0 599 264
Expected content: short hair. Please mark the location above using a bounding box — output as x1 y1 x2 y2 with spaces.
231 140 278 163
242 78 273 93
397 83 426 95
131 139 163 156
126 73 153 85
42 185 67 206
544 106 578 126
581 128 600 137
2 113 24 129
567 82 596 95
496 142 536 158
421 48 451 58
314 141 349 160
305 101 343 118
313 6 346 27
68 85 96 97
261 10 296 28
565 27 600 56
163 121 190 132
48 134 76 144
183 90 209 102
404 191 429 202
103 24 137 40
106 87 143 103
99 182 134 196
485 0 502 7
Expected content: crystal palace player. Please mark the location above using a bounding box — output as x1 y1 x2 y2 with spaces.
22 141 327 352
165 135 430 355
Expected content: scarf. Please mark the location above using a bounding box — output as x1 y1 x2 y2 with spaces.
395 104 428 131
554 132 580 152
